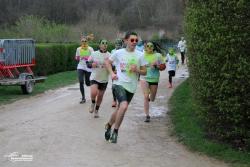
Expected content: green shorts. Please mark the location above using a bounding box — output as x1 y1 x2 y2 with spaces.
113 84 134 103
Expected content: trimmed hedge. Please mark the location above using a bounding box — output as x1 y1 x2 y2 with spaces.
185 0 250 150
34 42 114 75
35 43 77 75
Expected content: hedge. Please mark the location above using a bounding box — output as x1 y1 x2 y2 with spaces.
34 42 114 75
185 0 250 150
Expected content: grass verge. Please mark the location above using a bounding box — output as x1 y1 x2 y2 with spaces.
0 71 78 105
169 79 250 167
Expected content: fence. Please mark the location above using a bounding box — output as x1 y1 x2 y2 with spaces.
0 39 35 66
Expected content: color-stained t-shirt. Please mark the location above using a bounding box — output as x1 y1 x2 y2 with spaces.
109 48 147 93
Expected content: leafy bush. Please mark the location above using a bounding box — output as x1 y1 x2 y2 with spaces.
35 43 77 75
185 0 250 150
0 15 72 43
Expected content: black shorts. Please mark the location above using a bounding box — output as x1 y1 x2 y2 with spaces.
147 81 158 86
90 80 108 91
168 70 175 77
113 85 134 103
78 69 91 86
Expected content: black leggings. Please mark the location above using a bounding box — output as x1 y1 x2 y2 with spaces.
181 51 185 64
78 69 91 100
168 70 175 83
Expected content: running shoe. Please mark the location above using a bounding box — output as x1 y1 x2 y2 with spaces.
79 98 86 104
94 110 99 118
144 115 150 122
105 124 112 141
109 131 118 143
89 103 95 113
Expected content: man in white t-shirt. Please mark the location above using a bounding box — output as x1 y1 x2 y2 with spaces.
177 37 187 65
104 32 147 143
75 37 94 104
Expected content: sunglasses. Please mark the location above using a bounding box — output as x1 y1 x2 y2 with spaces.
101 41 108 45
146 44 154 48
130 38 138 43
81 40 87 43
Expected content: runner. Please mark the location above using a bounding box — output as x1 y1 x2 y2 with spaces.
177 37 187 65
166 48 179 88
140 41 166 122
75 36 94 104
87 39 111 118
104 32 147 143
110 39 123 108
135 40 144 53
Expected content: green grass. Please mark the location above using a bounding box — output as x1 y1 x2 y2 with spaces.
0 71 78 105
169 79 250 167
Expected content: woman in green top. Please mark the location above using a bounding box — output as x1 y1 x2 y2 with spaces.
75 36 94 104
140 42 166 122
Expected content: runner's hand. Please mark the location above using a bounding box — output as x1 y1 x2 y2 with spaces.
75 56 80 61
111 73 118 80
151 62 157 69
130 64 138 73
92 62 97 68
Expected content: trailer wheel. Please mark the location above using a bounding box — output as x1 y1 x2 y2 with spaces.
21 75 34 94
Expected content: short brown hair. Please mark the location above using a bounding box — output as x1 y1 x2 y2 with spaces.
124 31 137 39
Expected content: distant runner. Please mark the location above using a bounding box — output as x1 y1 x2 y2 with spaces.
166 48 179 88
177 37 187 65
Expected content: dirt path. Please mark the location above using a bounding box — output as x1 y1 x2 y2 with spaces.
0 64 228 167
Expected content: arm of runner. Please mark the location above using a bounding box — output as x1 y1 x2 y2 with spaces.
105 57 117 80
138 65 147 75
89 46 94 54
86 53 95 68
137 55 147 75
177 41 181 50
157 54 166 71
75 47 80 61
